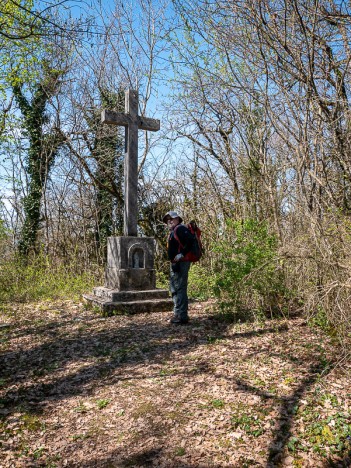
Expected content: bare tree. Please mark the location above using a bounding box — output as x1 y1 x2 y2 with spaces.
36 0 172 263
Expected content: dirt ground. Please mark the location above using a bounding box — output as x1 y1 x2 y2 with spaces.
0 300 350 467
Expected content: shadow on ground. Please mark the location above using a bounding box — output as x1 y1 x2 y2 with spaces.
0 309 337 467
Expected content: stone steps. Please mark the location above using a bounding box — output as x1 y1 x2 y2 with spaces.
92 287 170 302
82 288 173 316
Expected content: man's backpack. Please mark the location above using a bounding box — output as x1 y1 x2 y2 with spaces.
174 220 203 262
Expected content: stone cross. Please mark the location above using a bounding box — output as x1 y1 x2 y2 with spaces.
101 89 160 237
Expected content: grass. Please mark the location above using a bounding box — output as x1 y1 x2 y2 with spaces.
174 447 186 456
73 401 89 413
293 398 351 456
0 255 101 304
20 413 44 432
231 411 265 438
211 399 225 409
96 399 110 410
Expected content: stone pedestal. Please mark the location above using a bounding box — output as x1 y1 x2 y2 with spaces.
83 236 173 316
105 237 156 290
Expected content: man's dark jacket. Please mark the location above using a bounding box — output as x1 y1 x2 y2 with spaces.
168 224 194 262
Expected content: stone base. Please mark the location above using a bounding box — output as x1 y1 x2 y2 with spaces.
105 267 156 291
105 236 156 290
82 287 173 316
83 235 173 316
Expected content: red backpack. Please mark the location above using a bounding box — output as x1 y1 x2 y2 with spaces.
173 220 203 262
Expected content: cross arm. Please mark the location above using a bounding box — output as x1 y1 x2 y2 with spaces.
101 109 160 132
101 110 129 126
137 116 160 132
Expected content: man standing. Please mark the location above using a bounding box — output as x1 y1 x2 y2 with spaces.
163 211 194 324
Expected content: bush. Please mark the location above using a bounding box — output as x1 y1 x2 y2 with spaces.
213 219 288 317
188 262 216 301
285 211 351 341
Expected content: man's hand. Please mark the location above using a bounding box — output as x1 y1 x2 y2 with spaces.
174 253 184 262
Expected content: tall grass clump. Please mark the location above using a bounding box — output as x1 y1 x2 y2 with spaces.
0 253 101 304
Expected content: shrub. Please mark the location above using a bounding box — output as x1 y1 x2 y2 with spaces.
286 211 351 341
213 219 287 317
188 262 216 301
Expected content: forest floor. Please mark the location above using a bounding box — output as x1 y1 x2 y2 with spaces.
0 300 350 468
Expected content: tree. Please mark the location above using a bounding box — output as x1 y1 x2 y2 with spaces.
224 0 351 213
0 0 93 140
1 0 45 41
77 87 125 258
54 0 169 258
0 0 40 139
167 0 284 242
0 0 90 41
13 63 66 256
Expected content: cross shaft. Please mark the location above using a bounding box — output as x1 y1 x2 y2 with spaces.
101 89 160 237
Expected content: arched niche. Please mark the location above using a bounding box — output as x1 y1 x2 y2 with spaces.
128 244 145 269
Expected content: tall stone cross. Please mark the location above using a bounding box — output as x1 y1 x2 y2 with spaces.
101 89 160 237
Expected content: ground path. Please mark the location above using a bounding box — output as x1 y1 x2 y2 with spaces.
0 300 350 467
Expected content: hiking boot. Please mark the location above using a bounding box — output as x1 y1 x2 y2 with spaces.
170 317 189 325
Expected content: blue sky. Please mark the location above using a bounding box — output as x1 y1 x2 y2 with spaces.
0 0 189 214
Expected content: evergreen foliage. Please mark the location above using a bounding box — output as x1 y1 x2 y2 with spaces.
13 66 65 256
88 88 125 256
